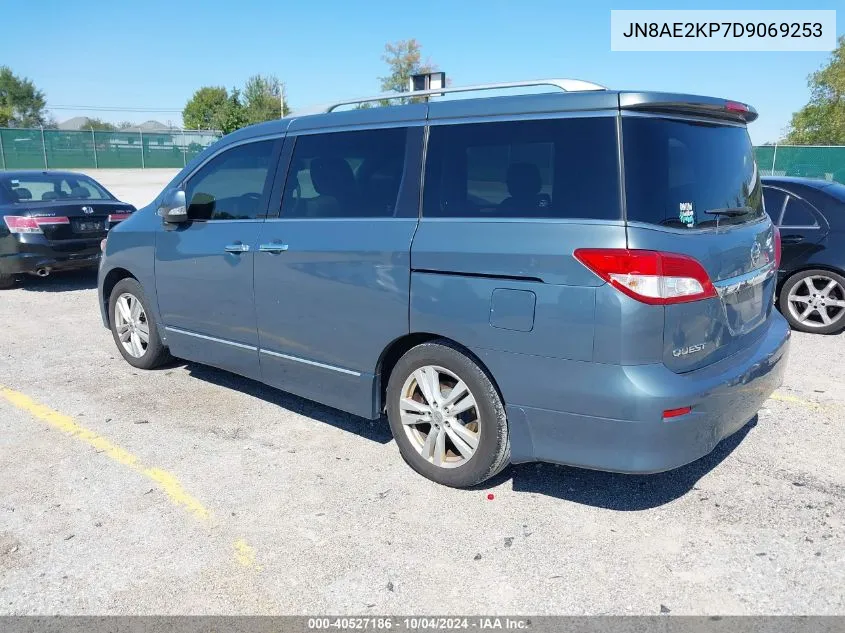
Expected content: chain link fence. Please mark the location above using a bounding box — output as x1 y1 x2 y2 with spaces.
754 145 845 183
0 128 222 170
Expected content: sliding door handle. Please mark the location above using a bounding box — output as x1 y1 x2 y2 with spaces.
259 242 289 254
224 243 250 253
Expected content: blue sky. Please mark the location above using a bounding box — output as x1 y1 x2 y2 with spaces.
3 0 842 144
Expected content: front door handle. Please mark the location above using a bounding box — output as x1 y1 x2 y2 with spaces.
259 242 289 254
224 242 250 253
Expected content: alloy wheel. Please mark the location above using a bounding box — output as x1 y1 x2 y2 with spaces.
787 275 845 329
398 365 481 469
114 292 150 358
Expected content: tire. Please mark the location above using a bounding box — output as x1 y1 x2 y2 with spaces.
386 340 510 487
779 268 845 335
108 277 171 369
0 274 14 289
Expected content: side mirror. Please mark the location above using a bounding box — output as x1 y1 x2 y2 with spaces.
159 189 188 223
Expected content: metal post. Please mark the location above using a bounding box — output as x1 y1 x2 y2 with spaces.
771 143 778 175
280 89 285 118
0 129 6 170
139 129 145 168
91 128 98 169
181 129 187 167
40 125 48 169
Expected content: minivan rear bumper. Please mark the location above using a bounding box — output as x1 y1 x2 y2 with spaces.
487 312 791 474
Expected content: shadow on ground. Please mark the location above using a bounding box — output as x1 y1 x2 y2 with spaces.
168 351 754 510
14 270 98 292
185 362 394 444
488 417 758 510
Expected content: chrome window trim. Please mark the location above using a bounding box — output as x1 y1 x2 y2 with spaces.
417 217 626 226
428 109 618 127
714 261 777 297
762 184 822 229
179 134 284 186
286 119 424 136
263 217 419 223
164 326 257 351
259 348 361 376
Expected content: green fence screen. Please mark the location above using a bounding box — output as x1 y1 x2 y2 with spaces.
1 129 844 182
754 145 845 183
0 128 221 170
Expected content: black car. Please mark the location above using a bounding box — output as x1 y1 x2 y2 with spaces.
763 176 845 334
0 171 136 288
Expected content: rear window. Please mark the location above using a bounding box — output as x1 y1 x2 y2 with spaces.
423 117 621 220
623 117 763 229
0 174 113 204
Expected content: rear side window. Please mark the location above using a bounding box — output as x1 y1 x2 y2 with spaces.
763 187 787 221
281 128 407 218
623 117 763 229
423 117 621 220
185 140 275 220
781 197 818 227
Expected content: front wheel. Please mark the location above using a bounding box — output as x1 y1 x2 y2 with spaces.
386 341 510 488
779 269 845 334
108 278 171 369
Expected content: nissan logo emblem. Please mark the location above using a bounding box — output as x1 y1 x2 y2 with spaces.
750 241 762 266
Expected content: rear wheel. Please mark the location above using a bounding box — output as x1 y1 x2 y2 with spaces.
108 278 171 369
386 341 510 487
0 273 14 289
779 269 845 334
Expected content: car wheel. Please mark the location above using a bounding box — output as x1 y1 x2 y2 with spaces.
108 278 171 369
0 273 14 289
386 340 510 487
779 269 845 334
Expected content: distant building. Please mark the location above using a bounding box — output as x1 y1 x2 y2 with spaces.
57 117 91 131
57 118 173 132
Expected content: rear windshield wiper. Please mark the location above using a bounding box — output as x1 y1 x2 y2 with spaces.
704 206 754 217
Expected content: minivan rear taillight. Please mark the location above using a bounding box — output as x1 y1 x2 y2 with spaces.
574 249 717 305
773 225 782 269
3 215 70 234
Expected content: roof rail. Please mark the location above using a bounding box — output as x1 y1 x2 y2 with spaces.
322 78 607 113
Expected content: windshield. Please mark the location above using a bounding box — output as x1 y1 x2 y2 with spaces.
623 117 763 229
0 173 114 204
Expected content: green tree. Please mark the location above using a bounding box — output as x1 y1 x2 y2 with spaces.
83 117 116 131
786 36 845 144
221 88 248 134
0 66 47 127
182 86 228 131
243 74 289 124
379 39 437 103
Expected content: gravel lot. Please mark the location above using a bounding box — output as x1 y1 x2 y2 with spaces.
0 172 843 615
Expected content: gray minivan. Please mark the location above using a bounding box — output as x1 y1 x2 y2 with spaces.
98 79 791 488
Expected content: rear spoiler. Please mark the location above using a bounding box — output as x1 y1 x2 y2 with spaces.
618 92 758 124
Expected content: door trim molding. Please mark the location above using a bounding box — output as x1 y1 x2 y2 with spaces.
164 326 257 351
259 348 362 376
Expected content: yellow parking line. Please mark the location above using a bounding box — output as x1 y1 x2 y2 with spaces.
233 539 262 570
769 391 823 410
0 385 211 520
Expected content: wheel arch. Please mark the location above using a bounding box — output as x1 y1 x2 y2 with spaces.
374 332 506 416
101 267 138 327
